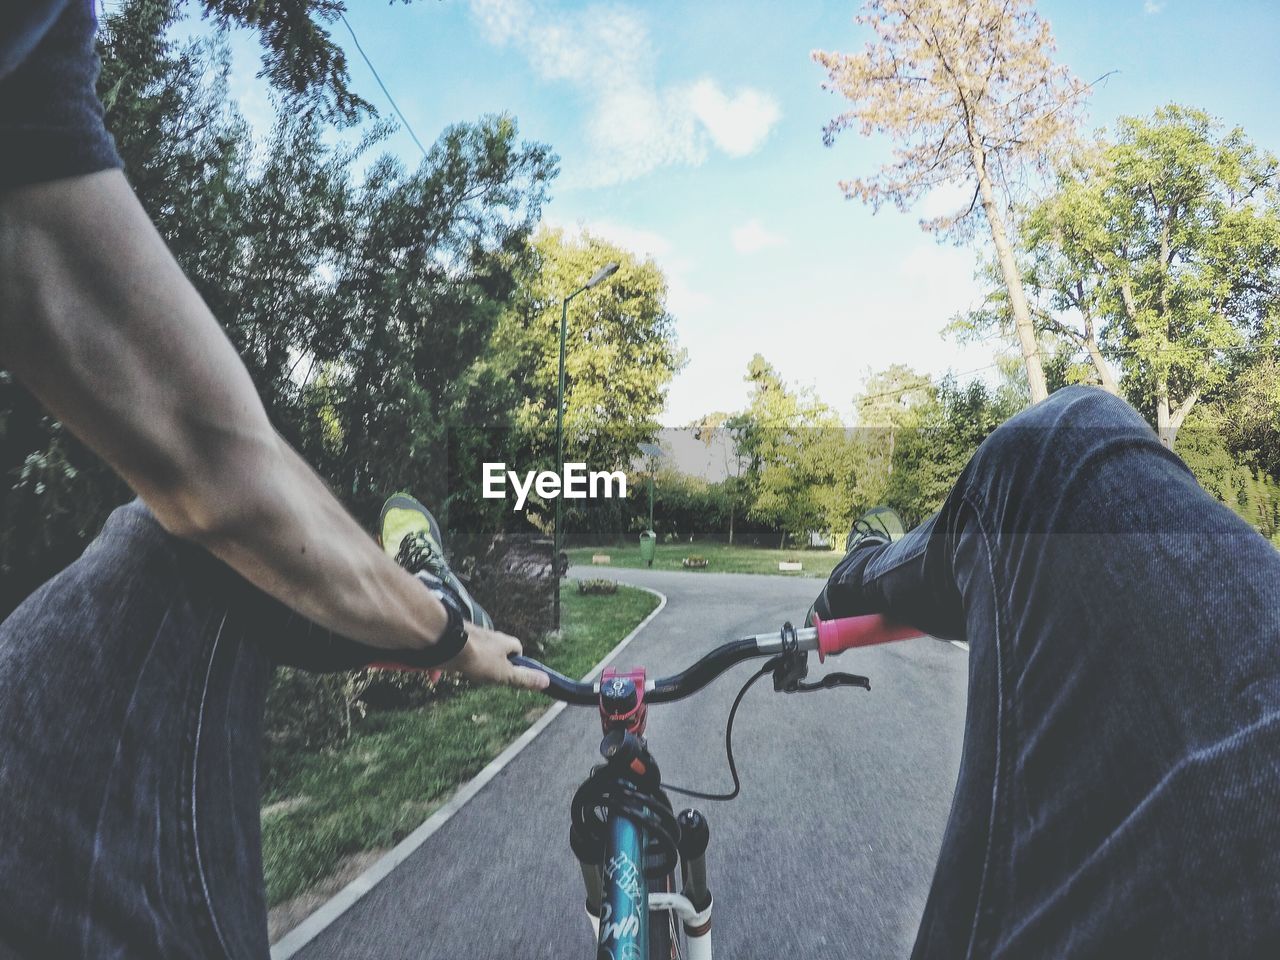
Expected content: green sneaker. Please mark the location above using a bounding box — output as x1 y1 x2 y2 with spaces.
378 493 494 630
844 505 905 553
379 492 444 562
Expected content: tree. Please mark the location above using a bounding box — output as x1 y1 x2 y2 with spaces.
814 0 1092 403
1024 106 1280 444
690 411 752 544
1019 194 1123 395
494 227 685 530
101 0 414 124
1218 334 1280 480
312 116 557 533
1 1 559 613
853 364 936 506
886 375 1023 524
1175 405 1280 544
733 356 856 547
949 253 1122 396
195 0 386 123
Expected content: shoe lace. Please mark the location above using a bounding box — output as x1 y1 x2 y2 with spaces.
851 518 878 539
846 515 891 553
395 531 448 580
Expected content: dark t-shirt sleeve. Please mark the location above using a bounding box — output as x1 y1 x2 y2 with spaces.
0 0 123 191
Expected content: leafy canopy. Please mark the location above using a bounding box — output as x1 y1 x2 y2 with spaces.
731 356 855 546
496 226 685 481
813 0 1089 236
1024 105 1280 441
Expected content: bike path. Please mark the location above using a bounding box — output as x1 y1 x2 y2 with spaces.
288 566 968 959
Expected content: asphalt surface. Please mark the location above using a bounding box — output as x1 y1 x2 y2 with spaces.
292 567 968 959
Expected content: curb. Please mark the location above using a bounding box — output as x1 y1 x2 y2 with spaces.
270 585 669 959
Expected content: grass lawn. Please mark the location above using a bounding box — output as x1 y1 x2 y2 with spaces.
568 540 843 580
260 583 659 909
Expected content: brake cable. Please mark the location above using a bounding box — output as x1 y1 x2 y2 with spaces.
661 660 775 802
660 646 871 802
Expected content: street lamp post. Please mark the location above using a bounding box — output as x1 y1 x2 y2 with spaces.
553 262 619 630
637 441 663 569
638 442 664 532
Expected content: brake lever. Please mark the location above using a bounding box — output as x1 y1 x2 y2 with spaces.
767 652 871 695
791 672 871 693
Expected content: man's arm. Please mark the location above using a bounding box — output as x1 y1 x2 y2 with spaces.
0 169 545 690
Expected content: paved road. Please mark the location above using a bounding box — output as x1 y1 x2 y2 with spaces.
293 567 968 959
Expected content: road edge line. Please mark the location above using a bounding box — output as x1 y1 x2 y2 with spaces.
270 585 668 959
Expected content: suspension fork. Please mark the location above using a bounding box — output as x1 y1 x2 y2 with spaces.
595 810 650 960
575 811 717 960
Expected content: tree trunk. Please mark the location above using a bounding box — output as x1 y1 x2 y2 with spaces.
1154 375 1199 448
1074 297 1121 395
1156 383 1172 447
973 153 1048 403
779 531 787 549
1083 335 1121 395
1165 391 1199 448
728 504 735 545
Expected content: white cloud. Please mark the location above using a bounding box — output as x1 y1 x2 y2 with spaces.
897 243 982 317
468 0 780 185
917 180 976 220
731 219 785 254
1143 0 1165 13
664 270 714 318
687 79 780 157
659 237 999 427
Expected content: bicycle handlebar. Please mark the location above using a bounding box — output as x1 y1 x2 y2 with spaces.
508 657 598 705
511 613 925 705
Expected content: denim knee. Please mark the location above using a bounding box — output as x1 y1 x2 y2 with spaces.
976 386 1147 469
1031 385 1147 432
956 386 1178 535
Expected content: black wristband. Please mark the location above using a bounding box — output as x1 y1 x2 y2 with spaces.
384 582 470 669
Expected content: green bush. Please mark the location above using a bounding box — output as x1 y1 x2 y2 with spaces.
455 533 555 655
263 668 364 753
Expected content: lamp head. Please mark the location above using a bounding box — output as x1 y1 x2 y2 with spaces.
584 262 620 290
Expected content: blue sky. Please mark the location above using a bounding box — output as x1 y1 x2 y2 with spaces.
208 0 1280 426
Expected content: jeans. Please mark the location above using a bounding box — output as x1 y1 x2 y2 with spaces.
814 386 1280 958
0 502 377 959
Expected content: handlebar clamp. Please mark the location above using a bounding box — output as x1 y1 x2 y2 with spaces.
600 668 648 735
780 621 798 655
771 621 810 693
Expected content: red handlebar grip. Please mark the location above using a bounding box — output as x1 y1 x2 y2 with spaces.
812 613 924 662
